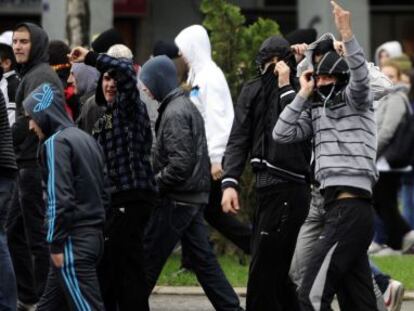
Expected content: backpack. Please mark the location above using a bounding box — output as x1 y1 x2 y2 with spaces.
383 97 414 169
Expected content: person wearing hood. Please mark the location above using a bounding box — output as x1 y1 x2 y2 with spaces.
373 61 414 254
23 83 106 311
375 40 403 69
175 25 252 261
273 2 379 310
67 63 102 134
7 22 63 310
220 20 312 311
68 44 157 311
140 55 242 311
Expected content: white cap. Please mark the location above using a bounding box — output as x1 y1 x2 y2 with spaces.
107 44 133 60
0 31 13 46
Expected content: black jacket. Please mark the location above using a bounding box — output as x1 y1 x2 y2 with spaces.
154 88 210 204
0 89 17 175
222 79 312 190
12 22 63 168
24 83 107 253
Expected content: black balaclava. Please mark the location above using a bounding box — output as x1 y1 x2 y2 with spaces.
14 22 49 76
256 36 297 111
313 50 350 104
140 55 178 102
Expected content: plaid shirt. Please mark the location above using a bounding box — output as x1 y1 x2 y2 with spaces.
92 54 157 194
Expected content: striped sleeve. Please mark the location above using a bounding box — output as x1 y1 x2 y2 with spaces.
344 36 372 111
44 134 76 253
273 94 313 143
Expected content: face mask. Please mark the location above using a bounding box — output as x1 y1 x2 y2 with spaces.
316 83 336 102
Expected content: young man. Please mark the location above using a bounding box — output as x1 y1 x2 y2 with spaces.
0 87 18 311
273 2 378 309
140 55 243 311
175 25 252 256
68 45 157 311
220 32 311 311
8 22 63 310
23 82 106 311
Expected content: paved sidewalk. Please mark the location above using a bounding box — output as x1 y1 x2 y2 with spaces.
153 285 414 300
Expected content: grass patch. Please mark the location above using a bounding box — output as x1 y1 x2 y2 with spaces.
371 255 414 290
158 254 414 290
157 254 248 287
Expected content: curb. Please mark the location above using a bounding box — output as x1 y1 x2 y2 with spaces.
153 286 414 300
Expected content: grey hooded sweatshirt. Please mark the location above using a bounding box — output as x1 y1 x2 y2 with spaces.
273 35 378 193
12 22 63 167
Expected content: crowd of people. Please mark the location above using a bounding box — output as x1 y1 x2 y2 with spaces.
0 1 413 310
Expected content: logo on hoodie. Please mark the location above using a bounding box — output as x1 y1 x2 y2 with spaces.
33 84 54 113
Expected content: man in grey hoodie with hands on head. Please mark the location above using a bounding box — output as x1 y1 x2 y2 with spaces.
273 2 378 310
140 55 243 311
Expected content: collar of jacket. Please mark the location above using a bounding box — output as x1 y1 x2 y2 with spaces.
158 87 185 114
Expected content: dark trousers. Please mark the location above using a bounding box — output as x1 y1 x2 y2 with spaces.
246 184 310 311
6 167 49 303
0 176 17 311
182 180 252 269
373 172 412 249
299 198 377 311
144 198 241 311
37 230 104 311
98 201 153 311
204 180 251 254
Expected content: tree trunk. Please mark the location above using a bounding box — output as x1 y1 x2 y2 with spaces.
66 0 90 47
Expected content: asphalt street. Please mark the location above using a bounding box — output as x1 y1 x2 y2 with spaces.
149 294 414 311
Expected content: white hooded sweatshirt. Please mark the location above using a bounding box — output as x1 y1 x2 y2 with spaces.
175 25 234 164
374 41 403 67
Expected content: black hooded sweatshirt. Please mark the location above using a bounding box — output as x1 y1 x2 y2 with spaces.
140 56 210 204
12 22 63 168
24 83 107 253
222 36 311 190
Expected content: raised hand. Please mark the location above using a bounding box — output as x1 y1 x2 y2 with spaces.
274 61 291 88
67 46 89 63
331 1 353 41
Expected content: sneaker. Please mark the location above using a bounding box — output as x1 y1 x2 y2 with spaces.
368 242 383 254
373 246 402 257
383 279 404 311
402 230 414 253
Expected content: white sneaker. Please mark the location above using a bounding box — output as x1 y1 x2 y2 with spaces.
402 230 414 253
368 242 383 254
373 246 402 257
383 279 404 311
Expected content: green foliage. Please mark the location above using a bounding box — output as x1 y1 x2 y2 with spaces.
201 0 281 98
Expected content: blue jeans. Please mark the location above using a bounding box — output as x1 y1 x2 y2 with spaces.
0 176 17 311
144 198 241 311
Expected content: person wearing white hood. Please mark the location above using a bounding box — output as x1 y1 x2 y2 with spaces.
375 41 403 69
175 25 251 255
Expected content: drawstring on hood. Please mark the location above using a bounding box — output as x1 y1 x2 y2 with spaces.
140 55 178 102
14 23 49 76
23 83 74 139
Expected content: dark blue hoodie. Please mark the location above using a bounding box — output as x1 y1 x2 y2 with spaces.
24 83 107 253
